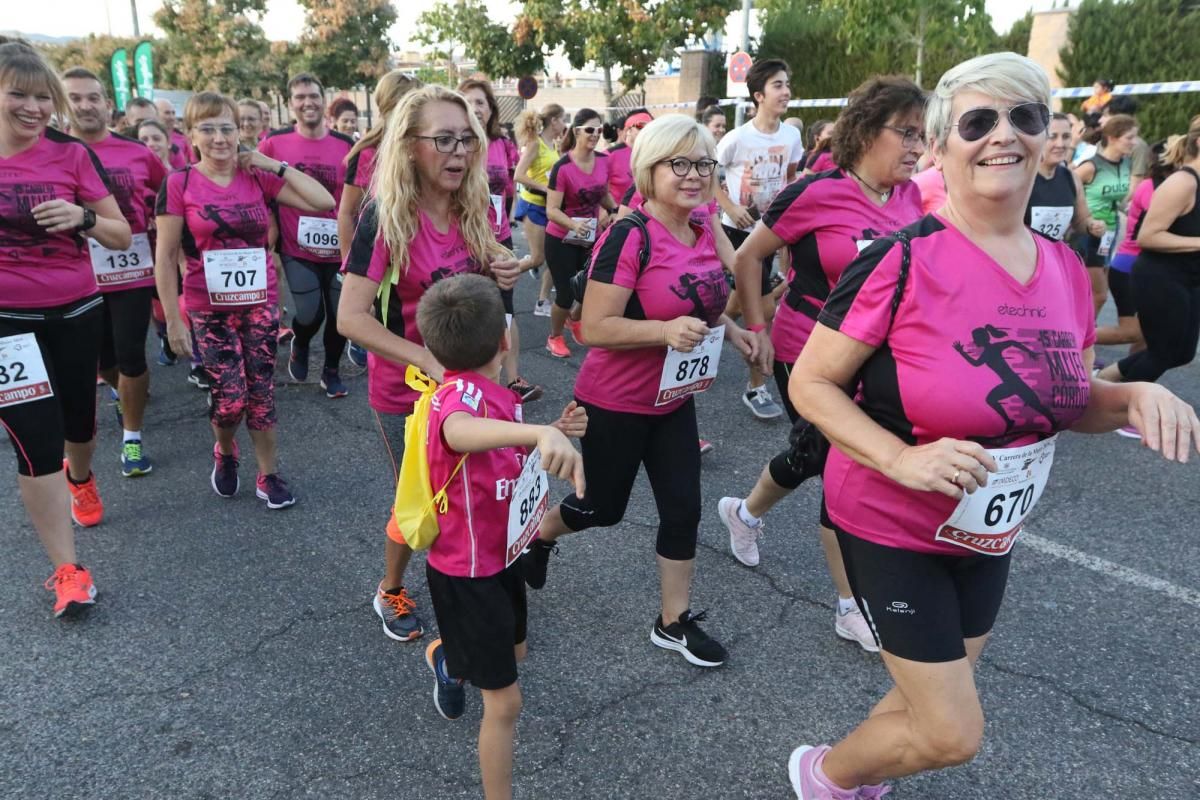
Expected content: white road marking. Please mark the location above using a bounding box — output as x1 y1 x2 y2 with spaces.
1021 531 1200 610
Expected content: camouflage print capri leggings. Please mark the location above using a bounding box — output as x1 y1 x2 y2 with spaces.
190 305 279 431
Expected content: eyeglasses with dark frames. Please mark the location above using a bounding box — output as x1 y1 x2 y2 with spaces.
657 157 718 178
412 134 482 153
882 125 927 149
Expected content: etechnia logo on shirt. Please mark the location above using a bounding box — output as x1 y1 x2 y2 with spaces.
996 303 1047 318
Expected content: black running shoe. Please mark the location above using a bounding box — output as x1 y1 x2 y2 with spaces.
519 538 557 589
650 609 727 667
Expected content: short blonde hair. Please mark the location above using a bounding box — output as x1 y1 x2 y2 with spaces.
631 115 716 202
925 52 1051 147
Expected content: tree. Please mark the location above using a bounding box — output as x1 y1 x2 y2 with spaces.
295 0 397 90
999 11 1034 56
822 0 997 87
153 0 274 96
417 0 739 109
39 35 144 96
1058 0 1200 141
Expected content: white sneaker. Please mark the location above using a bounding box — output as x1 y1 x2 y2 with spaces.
718 496 763 567
534 299 552 317
743 384 784 420
834 605 879 653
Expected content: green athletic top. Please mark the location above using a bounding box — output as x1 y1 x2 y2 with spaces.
1082 154 1130 227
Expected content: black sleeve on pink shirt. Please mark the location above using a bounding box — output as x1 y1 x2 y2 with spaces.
620 184 636 207
330 131 355 147
547 155 570 191
762 171 827 229
344 150 362 186
343 200 378 278
153 174 172 217
587 213 648 320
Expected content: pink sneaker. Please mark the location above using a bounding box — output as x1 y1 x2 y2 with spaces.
1115 425 1141 439
857 783 892 798
787 745 859 800
718 496 762 567
565 318 585 345
546 335 571 358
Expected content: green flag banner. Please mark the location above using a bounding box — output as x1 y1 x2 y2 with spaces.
110 49 131 112
133 41 154 100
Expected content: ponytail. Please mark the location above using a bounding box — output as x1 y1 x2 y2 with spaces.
514 109 539 147
1163 121 1200 167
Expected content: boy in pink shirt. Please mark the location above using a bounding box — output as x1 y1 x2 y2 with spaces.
416 274 585 800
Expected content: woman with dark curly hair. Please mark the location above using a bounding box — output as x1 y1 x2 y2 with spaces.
718 76 926 653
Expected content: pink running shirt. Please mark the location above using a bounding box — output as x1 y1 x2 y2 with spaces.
575 211 729 415
545 152 611 239
911 167 947 215
763 169 923 365
621 186 719 228
259 127 353 263
169 129 193 170
341 202 490 414
1116 179 1154 259
426 372 527 578
818 214 1096 556
156 166 286 314
485 137 520 239
88 132 170 292
606 143 633 207
344 145 376 191
0 129 111 309
808 151 836 173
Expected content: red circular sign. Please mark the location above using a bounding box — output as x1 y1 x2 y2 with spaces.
728 52 753 83
518 76 538 100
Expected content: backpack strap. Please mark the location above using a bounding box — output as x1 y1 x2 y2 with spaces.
407 366 489 514
888 231 912 326
623 210 652 272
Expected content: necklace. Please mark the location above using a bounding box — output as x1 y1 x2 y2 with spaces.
848 167 890 202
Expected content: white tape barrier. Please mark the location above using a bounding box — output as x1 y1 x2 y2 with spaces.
607 81 1200 112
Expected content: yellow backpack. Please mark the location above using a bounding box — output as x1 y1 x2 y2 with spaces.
392 366 483 550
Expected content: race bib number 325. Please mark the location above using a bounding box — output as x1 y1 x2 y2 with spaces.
934 436 1057 555
0 333 53 409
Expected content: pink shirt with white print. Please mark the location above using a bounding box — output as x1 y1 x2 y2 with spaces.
258 127 352 263
622 186 719 228
341 202 489 414
574 210 730 415
0 129 111 308
88 132 170 292
485 137 519 240
545 152 610 239
426 371 527 578
763 169 923 364
156 166 286 314
818 214 1096 556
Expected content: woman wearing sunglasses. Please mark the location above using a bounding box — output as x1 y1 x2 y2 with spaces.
718 76 926 655
518 115 757 667
784 53 1198 799
544 108 617 358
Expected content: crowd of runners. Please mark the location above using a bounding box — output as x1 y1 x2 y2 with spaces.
3 35 1200 800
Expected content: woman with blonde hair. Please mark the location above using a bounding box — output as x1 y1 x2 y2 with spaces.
338 85 521 645
513 103 568 316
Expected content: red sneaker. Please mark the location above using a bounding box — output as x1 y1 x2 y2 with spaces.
44 563 97 618
546 335 571 358
565 319 586 345
64 460 103 527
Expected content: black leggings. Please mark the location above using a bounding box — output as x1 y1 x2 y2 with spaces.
545 234 592 310
98 286 153 378
0 297 103 477
283 256 346 370
1117 257 1200 382
557 398 701 560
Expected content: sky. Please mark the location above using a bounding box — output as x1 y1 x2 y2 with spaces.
9 0 1056 54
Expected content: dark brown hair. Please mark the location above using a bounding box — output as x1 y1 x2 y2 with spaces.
417 274 508 371
832 75 926 169
1099 113 1137 147
457 78 504 141
747 58 789 107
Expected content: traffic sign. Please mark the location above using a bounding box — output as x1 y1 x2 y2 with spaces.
518 76 538 100
729 52 752 83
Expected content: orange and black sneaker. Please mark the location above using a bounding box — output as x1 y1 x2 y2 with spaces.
44 563 97 618
373 582 425 642
64 460 103 527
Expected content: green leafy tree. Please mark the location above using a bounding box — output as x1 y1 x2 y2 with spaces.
999 11 1034 56
39 35 144 96
1058 0 1200 141
822 0 997 87
153 0 274 96
295 0 397 90
417 0 738 109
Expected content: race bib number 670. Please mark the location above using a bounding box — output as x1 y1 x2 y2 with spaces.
0 333 53 409
935 436 1057 555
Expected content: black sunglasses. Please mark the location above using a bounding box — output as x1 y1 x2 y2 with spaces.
953 102 1050 142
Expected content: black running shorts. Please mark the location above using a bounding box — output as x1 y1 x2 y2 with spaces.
426 562 527 690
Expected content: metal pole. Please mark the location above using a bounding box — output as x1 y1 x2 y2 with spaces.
735 0 751 127
130 0 140 37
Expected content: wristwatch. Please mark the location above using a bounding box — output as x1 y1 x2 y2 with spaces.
78 208 97 232
276 161 288 177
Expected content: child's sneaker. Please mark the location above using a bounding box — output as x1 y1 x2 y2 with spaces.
425 638 465 720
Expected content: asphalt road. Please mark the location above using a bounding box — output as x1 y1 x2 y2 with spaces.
2 232 1198 799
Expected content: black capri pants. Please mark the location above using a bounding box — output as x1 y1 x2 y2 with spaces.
557 398 701 560
544 234 592 310
98 286 153 377
0 297 104 477
1117 256 1200 382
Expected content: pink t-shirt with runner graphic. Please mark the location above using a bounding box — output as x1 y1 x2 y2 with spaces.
156 166 286 314
426 371 527 578
575 211 730 415
87 132 170 292
485 137 519 240
818 214 1096 556
259 127 352 263
0 129 111 309
545 152 610 239
341 203 489 415
763 169 923 364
